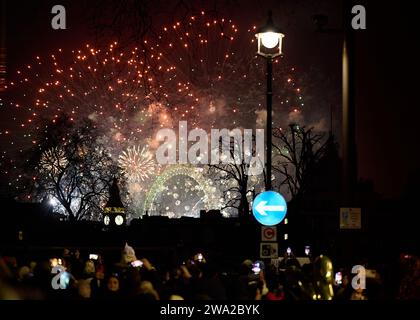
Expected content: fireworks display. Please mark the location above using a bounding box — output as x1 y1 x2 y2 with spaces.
39 147 68 175
1 12 305 148
1 10 310 218
118 145 157 183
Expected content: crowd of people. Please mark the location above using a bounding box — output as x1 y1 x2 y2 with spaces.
0 243 419 300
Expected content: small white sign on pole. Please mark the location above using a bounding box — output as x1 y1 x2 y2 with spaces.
260 242 279 258
340 207 362 229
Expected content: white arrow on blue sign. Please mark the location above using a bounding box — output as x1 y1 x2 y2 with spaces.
252 191 287 226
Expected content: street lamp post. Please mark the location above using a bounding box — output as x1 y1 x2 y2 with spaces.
313 0 357 204
255 11 284 191
266 57 273 191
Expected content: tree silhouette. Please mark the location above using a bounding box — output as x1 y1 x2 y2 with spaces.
31 116 120 221
272 124 329 201
208 132 263 218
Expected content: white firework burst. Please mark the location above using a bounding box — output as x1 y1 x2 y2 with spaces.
39 147 68 175
118 146 156 182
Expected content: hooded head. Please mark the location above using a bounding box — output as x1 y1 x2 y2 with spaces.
122 243 137 264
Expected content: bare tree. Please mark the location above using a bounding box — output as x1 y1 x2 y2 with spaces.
34 117 120 221
208 133 263 218
272 124 328 200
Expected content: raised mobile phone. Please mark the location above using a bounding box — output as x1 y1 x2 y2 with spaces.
335 272 343 285
131 260 143 267
252 262 261 275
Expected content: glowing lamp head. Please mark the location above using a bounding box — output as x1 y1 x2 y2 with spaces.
255 11 284 57
260 32 279 49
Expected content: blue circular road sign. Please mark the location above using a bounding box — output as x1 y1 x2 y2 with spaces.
252 191 287 226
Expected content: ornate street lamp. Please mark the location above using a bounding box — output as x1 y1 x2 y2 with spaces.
255 11 285 58
255 11 284 190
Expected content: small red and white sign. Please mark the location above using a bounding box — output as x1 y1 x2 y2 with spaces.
261 226 277 242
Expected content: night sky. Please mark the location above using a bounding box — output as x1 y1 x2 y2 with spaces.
1 0 419 199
